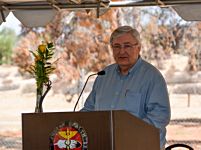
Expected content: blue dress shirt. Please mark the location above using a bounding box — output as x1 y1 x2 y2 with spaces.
81 57 171 148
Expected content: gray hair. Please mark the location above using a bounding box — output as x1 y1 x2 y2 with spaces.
110 26 141 45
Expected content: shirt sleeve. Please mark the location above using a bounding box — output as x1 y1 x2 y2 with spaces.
142 73 171 147
143 73 171 126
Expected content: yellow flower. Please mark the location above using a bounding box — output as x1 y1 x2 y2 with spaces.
38 44 46 53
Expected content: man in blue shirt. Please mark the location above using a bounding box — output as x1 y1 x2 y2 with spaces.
81 26 171 149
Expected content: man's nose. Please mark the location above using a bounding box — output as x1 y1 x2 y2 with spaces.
119 47 126 54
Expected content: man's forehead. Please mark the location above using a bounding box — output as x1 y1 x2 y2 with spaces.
114 32 136 39
112 34 138 44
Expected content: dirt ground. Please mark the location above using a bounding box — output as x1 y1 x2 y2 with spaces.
0 90 201 149
166 94 201 149
0 63 201 149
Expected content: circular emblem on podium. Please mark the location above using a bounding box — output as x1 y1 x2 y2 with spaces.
50 121 88 150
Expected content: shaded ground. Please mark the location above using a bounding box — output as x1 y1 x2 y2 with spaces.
0 131 22 150
167 119 201 149
165 94 201 149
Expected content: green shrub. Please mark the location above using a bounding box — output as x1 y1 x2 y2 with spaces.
0 28 17 64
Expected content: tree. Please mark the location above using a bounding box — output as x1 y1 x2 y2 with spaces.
13 7 201 95
140 7 192 69
0 28 17 64
13 8 141 94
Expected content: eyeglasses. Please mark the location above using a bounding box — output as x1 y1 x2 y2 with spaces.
112 43 139 52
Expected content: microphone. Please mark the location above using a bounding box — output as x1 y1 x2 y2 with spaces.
73 70 105 111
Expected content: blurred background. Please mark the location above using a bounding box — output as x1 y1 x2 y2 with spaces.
0 6 201 149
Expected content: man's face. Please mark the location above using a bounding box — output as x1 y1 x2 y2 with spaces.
111 33 141 69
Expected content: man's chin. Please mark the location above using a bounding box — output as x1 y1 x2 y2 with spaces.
117 61 129 66
118 63 129 67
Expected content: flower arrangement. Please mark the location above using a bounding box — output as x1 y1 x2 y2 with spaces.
28 42 56 113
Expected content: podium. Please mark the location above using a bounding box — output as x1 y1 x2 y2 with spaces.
22 110 160 150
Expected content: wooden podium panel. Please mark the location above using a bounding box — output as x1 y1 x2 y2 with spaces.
22 110 160 150
113 111 160 150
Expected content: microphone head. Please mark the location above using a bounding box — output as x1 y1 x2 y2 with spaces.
97 70 105 75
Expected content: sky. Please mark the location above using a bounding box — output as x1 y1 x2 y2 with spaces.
0 12 21 35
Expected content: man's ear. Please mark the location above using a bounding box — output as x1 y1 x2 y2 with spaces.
137 44 141 51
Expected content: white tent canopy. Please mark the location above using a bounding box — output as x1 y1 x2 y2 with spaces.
0 0 201 27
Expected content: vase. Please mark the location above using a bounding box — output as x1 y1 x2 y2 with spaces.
35 87 43 113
